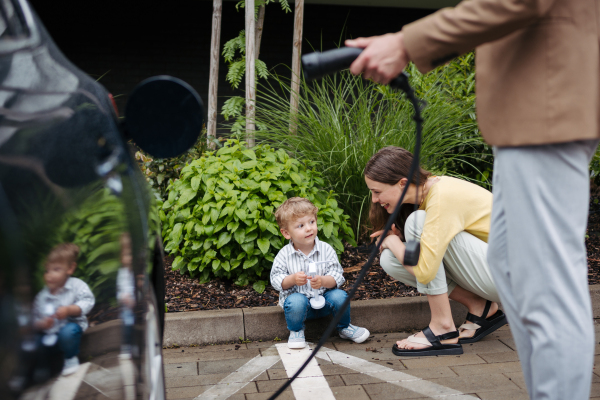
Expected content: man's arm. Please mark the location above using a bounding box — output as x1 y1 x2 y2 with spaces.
347 0 558 80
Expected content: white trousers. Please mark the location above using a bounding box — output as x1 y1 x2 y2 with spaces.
488 140 598 400
380 210 500 303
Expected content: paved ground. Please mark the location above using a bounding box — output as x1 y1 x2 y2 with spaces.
163 323 600 400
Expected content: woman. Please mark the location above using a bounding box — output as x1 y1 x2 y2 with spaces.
365 146 506 356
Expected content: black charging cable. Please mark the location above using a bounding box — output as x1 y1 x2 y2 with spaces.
266 47 424 400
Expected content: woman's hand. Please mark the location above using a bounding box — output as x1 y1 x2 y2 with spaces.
370 224 402 250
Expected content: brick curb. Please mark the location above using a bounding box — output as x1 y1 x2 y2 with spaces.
163 284 600 346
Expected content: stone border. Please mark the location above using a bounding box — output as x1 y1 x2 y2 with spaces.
163 284 600 346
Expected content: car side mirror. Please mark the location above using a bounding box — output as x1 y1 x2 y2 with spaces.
124 76 204 159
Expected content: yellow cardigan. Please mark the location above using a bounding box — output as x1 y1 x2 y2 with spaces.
414 176 492 284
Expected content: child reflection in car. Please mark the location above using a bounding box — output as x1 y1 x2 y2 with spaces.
33 243 95 376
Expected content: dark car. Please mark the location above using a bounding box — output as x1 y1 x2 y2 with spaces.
0 0 204 399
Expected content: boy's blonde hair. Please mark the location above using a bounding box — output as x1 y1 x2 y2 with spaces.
46 243 80 266
274 197 318 229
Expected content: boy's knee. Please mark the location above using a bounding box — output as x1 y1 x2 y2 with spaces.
58 323 81 340
284 293 308 312
327 289 348 306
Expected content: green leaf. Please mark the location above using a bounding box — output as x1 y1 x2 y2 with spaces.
257 238 270 255
241 241 254 254
258 219 268 232
178 188 197 205
242 149 256 160
170 223 184 245
290 172 303 186
243 257 258 269
260 181 271 195
247 199 259 212
221 260 231 272
172 256 184 270
323 221 334 238
235 208 247 221
210 208 220 224
253 280 266 294
191 176 201 191
217 231 232 248
234 229 246 244
212 259 221 270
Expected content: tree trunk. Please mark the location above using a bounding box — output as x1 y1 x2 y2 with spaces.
245 0 256 146
256 5 265 59
289 0 304 134
207 0 222 150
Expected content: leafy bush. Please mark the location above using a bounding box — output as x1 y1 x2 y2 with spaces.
135 130 219 200
247 53 490 241
160 139 356 292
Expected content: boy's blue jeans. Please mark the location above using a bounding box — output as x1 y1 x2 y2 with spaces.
283 289 350 332
39 322 83 359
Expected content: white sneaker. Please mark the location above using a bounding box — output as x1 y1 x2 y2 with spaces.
287 329 306 349
61 356 80 375
339 324 370 343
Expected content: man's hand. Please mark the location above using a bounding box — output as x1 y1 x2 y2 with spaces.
345 32 409 85
294 271 308 286
308 275 322 289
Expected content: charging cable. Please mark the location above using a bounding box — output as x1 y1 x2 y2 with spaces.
266 47 424 399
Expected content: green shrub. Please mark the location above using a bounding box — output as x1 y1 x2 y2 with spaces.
246 53 490 242
135 130 219 201
160 139 356 292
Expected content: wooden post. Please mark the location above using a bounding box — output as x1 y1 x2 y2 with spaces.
289 0 304 134
207 0 222 150
256 5 265 59
245 0 256 147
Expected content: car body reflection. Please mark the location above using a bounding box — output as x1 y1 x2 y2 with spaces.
0 0 204 399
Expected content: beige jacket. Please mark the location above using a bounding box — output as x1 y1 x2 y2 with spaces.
403 0 600 147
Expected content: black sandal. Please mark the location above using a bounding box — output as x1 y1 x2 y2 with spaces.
392 326 463 357
458 300 507 344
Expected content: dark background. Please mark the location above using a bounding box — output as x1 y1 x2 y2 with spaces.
29 1 431 131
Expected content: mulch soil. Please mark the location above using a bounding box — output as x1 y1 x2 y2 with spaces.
165 195 600 313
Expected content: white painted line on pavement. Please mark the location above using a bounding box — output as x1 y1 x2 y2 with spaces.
276 343 336 400
316 346 478 399
48 362 91 400
195 355 280 400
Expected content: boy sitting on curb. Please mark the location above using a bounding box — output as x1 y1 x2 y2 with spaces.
33 243 95 375
270 197 370 349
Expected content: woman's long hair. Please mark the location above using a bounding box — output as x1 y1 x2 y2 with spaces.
364 146 431 239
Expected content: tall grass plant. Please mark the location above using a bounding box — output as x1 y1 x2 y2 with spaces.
247 53 490 242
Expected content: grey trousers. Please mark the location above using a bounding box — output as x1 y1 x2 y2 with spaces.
488 140 598 400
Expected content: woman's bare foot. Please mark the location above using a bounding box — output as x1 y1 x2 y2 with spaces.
395 327 458 350
458 301 499 339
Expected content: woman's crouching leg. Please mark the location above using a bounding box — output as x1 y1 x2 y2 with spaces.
380 249 418 287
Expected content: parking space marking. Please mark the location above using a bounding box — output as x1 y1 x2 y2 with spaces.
276 343 336 400
48 362 91 400
316 346 477 399
195 355 279 399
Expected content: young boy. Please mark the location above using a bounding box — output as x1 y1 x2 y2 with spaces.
270 197 369 349
33 243 95 375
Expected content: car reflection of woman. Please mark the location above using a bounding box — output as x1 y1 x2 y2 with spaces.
365 146 506 356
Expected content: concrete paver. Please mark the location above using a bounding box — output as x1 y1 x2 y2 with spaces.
164 327 599 400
